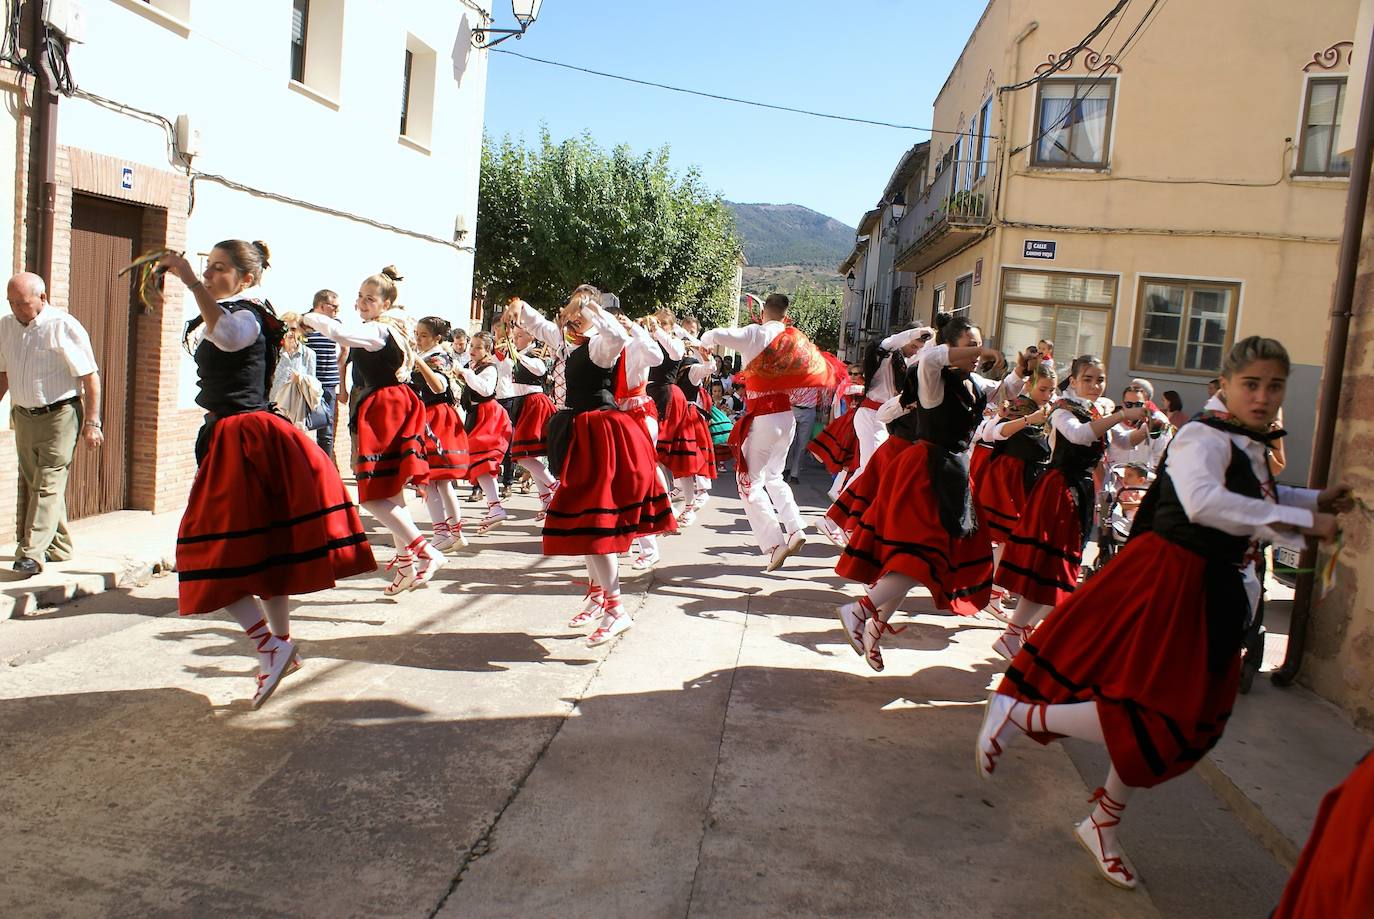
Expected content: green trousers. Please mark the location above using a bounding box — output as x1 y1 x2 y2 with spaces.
13 403 78 564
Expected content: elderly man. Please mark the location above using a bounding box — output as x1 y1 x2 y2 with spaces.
0 273 102 577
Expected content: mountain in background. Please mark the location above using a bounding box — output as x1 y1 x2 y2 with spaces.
727 202 855 293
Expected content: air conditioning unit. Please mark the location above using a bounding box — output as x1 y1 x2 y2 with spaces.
43 0 86 43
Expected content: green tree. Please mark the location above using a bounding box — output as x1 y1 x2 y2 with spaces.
743 280 843 352
475 130 742 322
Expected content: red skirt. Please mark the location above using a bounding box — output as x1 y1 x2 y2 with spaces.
825 435 913 535
975 454 1032 544
510 392 556 460
354 385 428 502
969 441 994 493
178 411 376 615
687 406 718 480
836 441 993 615
808 408 860 475
465 400 513 482
1273 752 1374 919
543 408 675 556
996 533 1243 788
419 402 470 482
657 386 710 478
995 468 1086 605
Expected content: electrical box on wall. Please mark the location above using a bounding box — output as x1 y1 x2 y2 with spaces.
175 114 201 160
43 0 86 43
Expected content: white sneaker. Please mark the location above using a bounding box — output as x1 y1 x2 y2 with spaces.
1074 808 1139 890
384 556 417 596
678 508 698 527
835 602 867 657
587 610 632 646
765 531 807 572
429 529 456 552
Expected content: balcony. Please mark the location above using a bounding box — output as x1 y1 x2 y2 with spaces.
894 158 994 275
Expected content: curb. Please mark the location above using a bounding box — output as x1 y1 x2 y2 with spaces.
2 551 177 620
1194 755 1301 870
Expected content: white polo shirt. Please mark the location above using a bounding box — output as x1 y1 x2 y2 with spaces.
0 307 98 409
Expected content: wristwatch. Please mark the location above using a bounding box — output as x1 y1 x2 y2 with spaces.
83 420 102 429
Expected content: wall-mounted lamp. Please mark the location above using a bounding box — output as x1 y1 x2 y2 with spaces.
888 192 906 227
454 213 469 242
845 269 857 292
473 0 544 49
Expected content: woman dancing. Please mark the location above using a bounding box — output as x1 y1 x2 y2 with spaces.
162 241 374 708
976 337 1349 890
459 331 515 535
411 316 470 550
301 266 442 596
506 323 560 519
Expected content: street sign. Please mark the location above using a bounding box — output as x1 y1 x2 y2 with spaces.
121 167 133 190
973 258 983 285
1023 239 1056 260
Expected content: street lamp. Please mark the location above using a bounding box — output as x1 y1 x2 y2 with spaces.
889 192 906 228
473 0 544 49
845 269 857 292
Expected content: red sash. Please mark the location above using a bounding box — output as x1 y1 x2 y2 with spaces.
859 397 883 412
725 392 792 474
614 356 648 403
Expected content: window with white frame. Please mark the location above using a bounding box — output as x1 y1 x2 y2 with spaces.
1297 77 1352 177
975 99 991 180
400 35 437 149
1133 277 1239 375
932 284 947 320
1032 78 1115 169
953 274 973 315
290 0 309 84
289 0 344 103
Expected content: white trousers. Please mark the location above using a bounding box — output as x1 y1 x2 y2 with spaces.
738 410 803 552
852 406 889 476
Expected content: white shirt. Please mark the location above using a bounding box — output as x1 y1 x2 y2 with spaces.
517 303 570 409
1106 420 1172 467
871 326 932 401
617 323 663 409
1049 389 1116 446
701 321 784 380
915 344 1020 410
460 362 498 398
493 353 515 400
511 345 548 398
0 306 98 409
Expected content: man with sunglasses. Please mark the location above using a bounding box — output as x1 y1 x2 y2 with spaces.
1106 382 1172 469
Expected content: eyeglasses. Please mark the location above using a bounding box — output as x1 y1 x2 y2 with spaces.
1123 401 1145 409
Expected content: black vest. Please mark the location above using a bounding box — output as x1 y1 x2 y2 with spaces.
545 341 618 477
647 351 683 416
352 332 405 391
1050 400 1108 477
991 399 1052 493
912 367 986 452
460 360 498 414
1129 414 1274 673
193 302 272 417
409 356 455 407
676 355 704 403
512 351 547 388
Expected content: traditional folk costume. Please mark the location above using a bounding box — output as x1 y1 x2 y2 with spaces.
701 320 837 570
615 322 670 568
975 396 1052 547
807 382 864 479
977 399 1319 888
301 310 444 596
993 390 1114 609
1272 751 1374 918
411 346 470 550
460 358 515 534
672 348 719 526
179 293 374 708
506 343 559 517
833 345 1012 672
544 307 674 645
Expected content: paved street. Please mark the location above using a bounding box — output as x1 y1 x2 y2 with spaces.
2 470 1290 918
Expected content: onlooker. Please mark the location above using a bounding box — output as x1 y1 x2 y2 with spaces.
271 312 321 430
452 328 471 369
786 385 823 484
1206 377 1221 399
302 289 345 457
0 272 103 577
1107 382 1171 469
1163 389 1187 428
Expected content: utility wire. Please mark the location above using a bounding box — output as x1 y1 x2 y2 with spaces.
491 48 983 136
1000 0 1132 93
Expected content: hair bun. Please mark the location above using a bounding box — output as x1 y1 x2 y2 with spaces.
933 311 952 330
251 240 272 268
381 265 404 282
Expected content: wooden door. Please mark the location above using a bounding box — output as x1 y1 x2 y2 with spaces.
66 195 141 520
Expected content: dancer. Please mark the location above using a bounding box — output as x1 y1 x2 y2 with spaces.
608 306 669 569
650 310 712 524
990 356 1145 657
974 360 1057 632
160 241 374 708
673 341 719 526
702 293 838 571
1272 750 1374 918
506 323 559 519
460 331 515 534
301 266 443 596
832 314 1009 672
503 287 673 645
807 364 865 492
411 316 470 550
976 336 1349 890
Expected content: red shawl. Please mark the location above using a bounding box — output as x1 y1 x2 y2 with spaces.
739 327 844 394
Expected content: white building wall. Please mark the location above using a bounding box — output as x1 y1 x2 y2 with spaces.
63 0 489 406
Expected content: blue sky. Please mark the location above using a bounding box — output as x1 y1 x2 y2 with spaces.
481 1 990 228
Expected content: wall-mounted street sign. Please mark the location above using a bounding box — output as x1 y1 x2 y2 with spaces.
1023 239 1056 260
121 167 134 190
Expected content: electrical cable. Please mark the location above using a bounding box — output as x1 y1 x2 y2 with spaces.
491 47 980 135
999 0 1132 93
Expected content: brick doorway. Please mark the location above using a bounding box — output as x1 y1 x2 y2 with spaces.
65 193 143 520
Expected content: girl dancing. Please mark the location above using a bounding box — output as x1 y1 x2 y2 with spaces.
459 332 515 535
412 316 470 550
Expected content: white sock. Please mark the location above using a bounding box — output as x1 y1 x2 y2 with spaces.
439 481 462 524
518 458 556 494
478 474 501 505
262 595 290 639
866 572 920 617
363 494 423 550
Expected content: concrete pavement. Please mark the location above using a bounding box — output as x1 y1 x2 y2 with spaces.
0 469 1319 917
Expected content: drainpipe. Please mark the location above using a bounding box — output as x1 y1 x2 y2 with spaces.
28 3 59 285
1272 18 1374 688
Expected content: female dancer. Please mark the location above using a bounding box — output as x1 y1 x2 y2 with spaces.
990 356 1145 657
672 342 719 526
502 288 673 644
610 308 668 569
412 316 469 550
808 364 865 492
974 361 1057 631
301 266 442 596
976 337 1349 889
459 331 515 534
161 241 374 708
833 315 1010 671
650 310 712 519
506 323 559 519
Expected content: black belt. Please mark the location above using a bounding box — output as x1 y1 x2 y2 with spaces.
16 396 79 416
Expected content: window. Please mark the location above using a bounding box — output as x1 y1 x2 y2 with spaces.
290 0 309 84
1297 77 1352 177
998 268 1117 380
1031 79 1115 169
975 99 991 180
951 136 963 190
1133 277 1239 375
953 274 973 315
932 284 947 321
399 35 437 149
